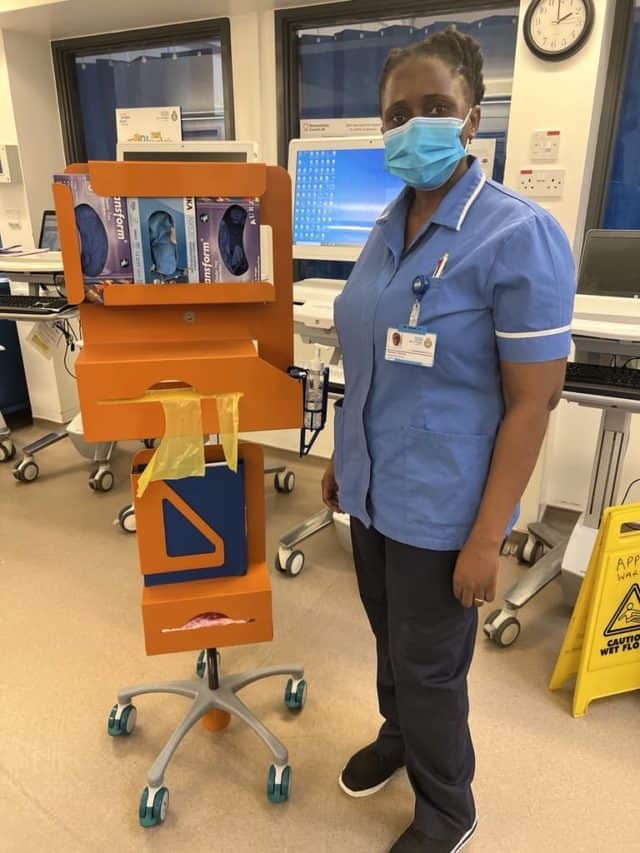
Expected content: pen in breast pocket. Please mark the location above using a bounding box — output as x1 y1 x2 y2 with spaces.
433 253 449 278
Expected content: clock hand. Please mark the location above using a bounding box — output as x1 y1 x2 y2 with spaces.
557 12 573 22
556 0 561 24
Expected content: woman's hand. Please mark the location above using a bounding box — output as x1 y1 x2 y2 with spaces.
322 458 341 513
453 536 500 609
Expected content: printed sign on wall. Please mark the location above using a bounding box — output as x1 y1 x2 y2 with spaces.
116 106 182 144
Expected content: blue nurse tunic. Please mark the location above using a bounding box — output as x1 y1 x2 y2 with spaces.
333 157 576 551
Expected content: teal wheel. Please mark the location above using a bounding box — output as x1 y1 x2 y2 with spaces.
196 650 206 678
267 764 292 804
284 678 307 711
139 786 169 827
107 703 136 736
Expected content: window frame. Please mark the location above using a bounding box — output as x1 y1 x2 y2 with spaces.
275 0 518 167
584 0 636 231
52 18 235 164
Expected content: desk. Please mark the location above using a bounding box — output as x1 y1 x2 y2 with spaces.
0 252 79 422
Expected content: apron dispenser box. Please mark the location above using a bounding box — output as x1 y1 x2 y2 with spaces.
136 442 273 655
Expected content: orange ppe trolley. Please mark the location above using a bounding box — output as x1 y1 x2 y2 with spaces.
54 161 314 827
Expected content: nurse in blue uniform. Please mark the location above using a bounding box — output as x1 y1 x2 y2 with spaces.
322 28 576 853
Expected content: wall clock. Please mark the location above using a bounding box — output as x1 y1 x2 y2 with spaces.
524 0 595 61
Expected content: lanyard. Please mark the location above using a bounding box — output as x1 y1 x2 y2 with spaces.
407 253 449 328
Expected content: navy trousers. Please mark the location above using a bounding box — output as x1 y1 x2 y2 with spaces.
350 517 478 840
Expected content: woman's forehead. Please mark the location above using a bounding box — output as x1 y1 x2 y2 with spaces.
382 55 467 106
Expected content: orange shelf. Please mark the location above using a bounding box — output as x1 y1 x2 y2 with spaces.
87 160 268 199
102 282 275 307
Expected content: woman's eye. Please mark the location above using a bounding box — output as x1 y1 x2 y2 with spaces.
428 104 450 116
391 113 408 126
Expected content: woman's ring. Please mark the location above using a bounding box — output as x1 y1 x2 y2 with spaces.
474 598 485 606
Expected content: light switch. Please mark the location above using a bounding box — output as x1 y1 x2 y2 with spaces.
531 130 561 161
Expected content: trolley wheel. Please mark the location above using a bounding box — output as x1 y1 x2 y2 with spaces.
90 470 114 492
0 440 16 462
107 703 137 736
118 505 137 533
196 650 206 678
276 548 305 577
284 678 307 711
267 764 292 804
143 438 157 449
139 786 169 828
13 459 39 483
484 609 522 648
274 470 296 494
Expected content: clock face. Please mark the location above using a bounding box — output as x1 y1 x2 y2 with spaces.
525 0 594 59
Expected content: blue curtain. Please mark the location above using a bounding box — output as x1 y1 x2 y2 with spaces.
75 45 222 161
298 14 518 122
603 5 640 228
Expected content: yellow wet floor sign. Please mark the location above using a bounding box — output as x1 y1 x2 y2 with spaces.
550 502 640 717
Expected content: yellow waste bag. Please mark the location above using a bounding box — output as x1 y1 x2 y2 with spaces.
131 388 244 497
137 392 205 498
216 392 242 474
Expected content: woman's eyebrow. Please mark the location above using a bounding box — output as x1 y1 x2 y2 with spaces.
384 99 410 114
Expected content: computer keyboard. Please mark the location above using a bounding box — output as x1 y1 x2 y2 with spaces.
0 294 70 315
565 362 640 399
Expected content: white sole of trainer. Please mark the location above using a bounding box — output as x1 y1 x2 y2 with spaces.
338 768 401 799
451 815 479 852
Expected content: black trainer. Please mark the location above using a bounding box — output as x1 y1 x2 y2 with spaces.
338 742 404 798
389 818 478 853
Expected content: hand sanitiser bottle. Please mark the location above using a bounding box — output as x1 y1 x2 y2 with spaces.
304 347 326 431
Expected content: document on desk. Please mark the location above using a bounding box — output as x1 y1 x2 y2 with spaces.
0 247 49 256
26 322 59 359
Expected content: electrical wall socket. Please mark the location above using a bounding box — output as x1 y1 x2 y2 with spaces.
519 169 565 198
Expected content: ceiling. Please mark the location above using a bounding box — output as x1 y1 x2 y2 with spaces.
0 0 349 39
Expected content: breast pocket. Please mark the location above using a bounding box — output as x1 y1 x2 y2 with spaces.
404 427 495 530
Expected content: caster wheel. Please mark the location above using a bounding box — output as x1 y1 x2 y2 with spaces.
519 535 541 566
90 470 114 492
484 609 521 648
196 650 206 678
0 441 16 462
495 617 521 648
107 703 137 736
267 764 291 804
275 548 305 577
143 438 157 449
274 470 296 494
139 786 169 828
284 678 307 711
528 540 545 566
118 505 137 533
13 460 39 483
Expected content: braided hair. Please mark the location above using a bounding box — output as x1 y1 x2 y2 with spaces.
378 27 486 111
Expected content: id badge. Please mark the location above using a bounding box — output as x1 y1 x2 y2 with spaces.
385 325 437 368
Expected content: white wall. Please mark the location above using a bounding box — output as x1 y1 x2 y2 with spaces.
3 29 66 244
503 0 637 526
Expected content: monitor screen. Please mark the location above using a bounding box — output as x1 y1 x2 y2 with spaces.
121 150 248 162
293 147 403 248
39 211 60 251
579 230 640 299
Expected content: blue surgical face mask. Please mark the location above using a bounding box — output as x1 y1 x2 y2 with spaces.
383 111 472 190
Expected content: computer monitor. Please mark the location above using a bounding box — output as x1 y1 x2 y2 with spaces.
38 210 60 251
574 229 640 326
578 230 640 298
116 140 259 163
288 137 404 262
